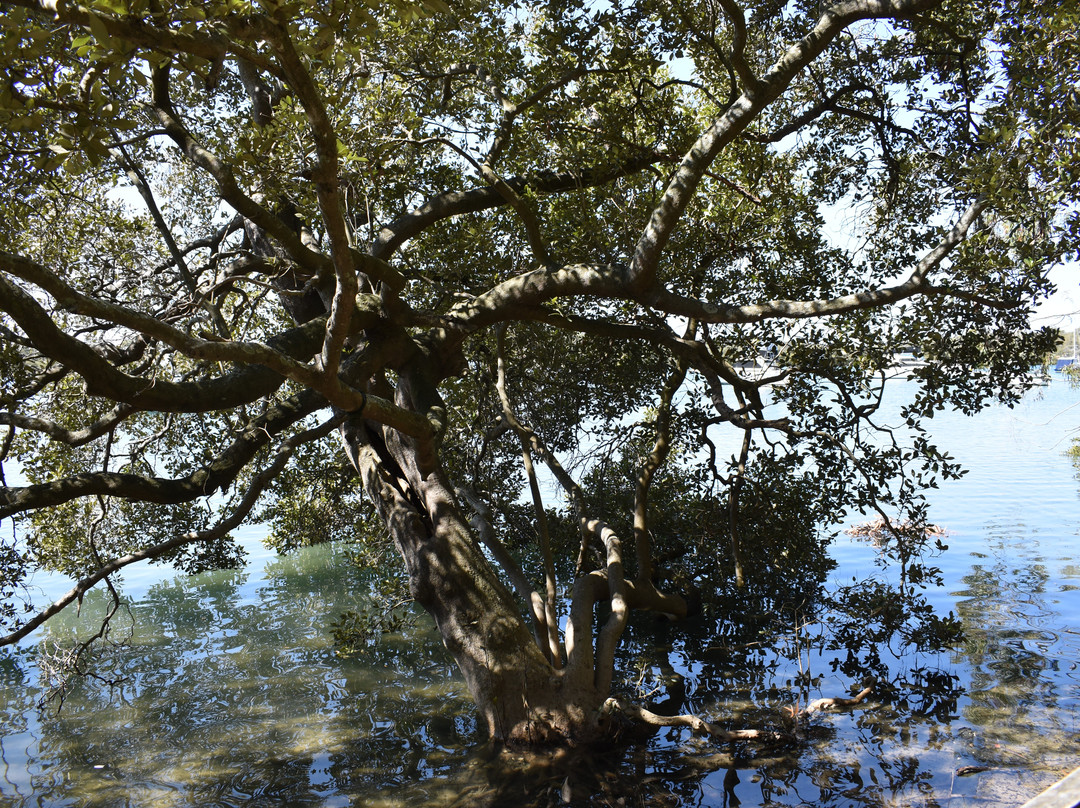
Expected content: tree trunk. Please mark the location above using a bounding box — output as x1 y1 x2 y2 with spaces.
338 410 612 745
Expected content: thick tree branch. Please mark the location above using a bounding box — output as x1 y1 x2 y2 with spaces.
395 134 556 267
627 0 943 296
2 251 431 433
440 195 985 356
0 389 326 519
0 272 321 411
148 64 329 279
260 19 358 379
0 250 343 392
9 0 276 74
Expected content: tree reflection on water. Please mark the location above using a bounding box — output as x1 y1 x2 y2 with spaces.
955 545 1080 773
0 530 1077 807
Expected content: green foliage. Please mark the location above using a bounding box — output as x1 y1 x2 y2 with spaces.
256 438 373 553
0 536 31 631
329 544 416 657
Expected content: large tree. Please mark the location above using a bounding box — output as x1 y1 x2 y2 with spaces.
0 0 1075 746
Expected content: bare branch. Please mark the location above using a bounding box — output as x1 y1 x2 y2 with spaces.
109 144 231 338
605 697 790 743
494 327 562 668
0 403 134 447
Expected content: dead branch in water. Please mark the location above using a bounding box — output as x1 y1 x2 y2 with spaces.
803 682 875 715
607 679 876 746
604 698 791 743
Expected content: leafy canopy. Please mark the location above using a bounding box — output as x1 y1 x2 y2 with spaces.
0 0 1075 656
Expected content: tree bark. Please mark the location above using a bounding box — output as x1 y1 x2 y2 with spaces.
338 406 613 744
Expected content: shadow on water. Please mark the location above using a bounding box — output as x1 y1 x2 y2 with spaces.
0 541 1077 807
0 537 1074 808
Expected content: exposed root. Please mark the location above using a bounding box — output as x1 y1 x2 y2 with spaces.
606 679 876 746
802 682 875 715
604 697 792 744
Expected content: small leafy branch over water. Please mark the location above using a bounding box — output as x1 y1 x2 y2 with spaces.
330 544 417 656
832 518 965 669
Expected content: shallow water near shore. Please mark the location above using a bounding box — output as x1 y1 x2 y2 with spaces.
1 376 1079 807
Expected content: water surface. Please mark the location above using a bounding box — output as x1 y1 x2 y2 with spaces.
1 377 1079 807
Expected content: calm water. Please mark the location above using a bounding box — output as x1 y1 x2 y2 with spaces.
1 377 1079 807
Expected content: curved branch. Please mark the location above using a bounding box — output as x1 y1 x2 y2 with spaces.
109 144 231 338
373 153 663 260
743 81 917 144
10 0 276 74
479 162 553 267
440 195 983 359
605 697 789 743
0 403 133 447
0 256 333 412
443 263 626 338
627 0 943 295
2 251 430 430
0 388 326 519
716 0 763 94
393 134 555 267
0 255 342 396
453 482 545 625
649 197 987 323
486 68 586 167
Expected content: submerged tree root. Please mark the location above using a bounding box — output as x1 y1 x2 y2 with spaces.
605 680 875 746
604 698 792 744
802 682 875 716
